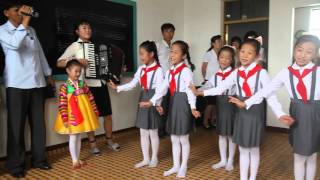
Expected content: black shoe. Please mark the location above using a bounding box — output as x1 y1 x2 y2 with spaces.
32 162 52 170
11 171 25 178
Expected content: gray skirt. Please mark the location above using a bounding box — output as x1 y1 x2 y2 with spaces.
233 100 265 147
166 92 192 135
216 95 236 136
289 99 320 156
136 89 161 130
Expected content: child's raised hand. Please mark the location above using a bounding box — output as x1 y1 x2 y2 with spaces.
156 106 164 116
64 122 69 128
191 109 201 119
229 96 246 109
279 115 295 126
108 80 118 90
139 101 152 108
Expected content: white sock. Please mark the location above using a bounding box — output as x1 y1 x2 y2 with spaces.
294 153 307 180
149 129 159 167
164 135 180 176
213 136 227 169
69 134 79 162
306 153 317 180
239 146 250 180
226 136 236 171
135 129 150 168
177 135 190 178
249 147 260 180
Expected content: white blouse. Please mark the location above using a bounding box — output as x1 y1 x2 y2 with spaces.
203 62 284 118
57 38 102 87
245 62 320 118
207 67 236 95
117 62 164 106
150 62 197 109
203 49 219 80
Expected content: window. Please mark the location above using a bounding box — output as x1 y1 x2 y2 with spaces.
309 8 320 39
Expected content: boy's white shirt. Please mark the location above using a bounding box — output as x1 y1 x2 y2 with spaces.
156 39 171 73
58 38 103 87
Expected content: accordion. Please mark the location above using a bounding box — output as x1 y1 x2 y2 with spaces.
80 42 124 84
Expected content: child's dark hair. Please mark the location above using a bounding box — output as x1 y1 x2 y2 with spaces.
139 40 160 64
172 40 195 71
74 19 91 30
231 36 242 45
66 59 83 69
244 31 259 40
161 23 175 32
218 46 236 68
207 35 222 51
3 2 21 10
73 19 91 38
294 35 320 53
240 39 261 56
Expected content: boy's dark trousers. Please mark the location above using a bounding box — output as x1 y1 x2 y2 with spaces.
5 87 47 174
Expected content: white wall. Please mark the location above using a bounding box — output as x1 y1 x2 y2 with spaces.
136 0 184 48
267 0 320 128
136 0 222 85
184 0 222 84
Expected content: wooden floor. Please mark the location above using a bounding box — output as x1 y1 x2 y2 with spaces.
0 127 319 180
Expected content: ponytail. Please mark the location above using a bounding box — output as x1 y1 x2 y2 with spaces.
172 40 195 71
139 40 160 65
207 35 222 52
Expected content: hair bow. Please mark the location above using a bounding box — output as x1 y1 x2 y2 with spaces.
248 36 263 46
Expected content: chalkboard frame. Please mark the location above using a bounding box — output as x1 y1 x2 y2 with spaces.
54 0 137 81
0 0 137 82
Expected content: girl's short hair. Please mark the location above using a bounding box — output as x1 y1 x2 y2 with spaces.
244 31 259 40
294 35 320 52
66 59 82 69
218 46 236 68
240 39 261 55
231 36 242 44
207 35 222 51
161 23 175 32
